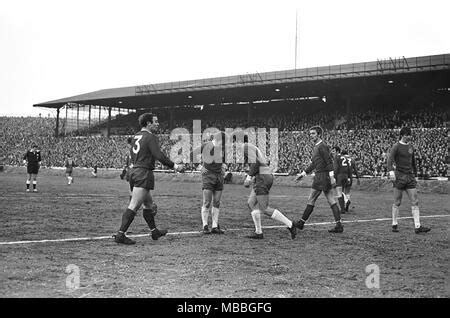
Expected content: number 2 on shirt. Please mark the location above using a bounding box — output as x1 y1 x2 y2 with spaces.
133 135 143 154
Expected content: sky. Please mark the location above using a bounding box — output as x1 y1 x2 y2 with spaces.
0 0 449 117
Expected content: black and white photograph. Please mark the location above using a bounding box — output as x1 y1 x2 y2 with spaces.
0 0 449 305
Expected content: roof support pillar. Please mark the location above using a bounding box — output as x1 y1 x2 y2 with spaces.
107 106 112 138
88 105 91 131
55 107 60 138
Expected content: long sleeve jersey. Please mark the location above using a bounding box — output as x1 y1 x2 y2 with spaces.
387 142 417 175
305 140 333 174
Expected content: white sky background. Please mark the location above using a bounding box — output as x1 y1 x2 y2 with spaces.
0 0 449 117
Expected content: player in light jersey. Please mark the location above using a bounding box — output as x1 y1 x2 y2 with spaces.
65 154 76 185
244 139 297 239
192 131 227 234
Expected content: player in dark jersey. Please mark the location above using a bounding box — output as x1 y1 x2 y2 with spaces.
23 144 41 192
244 140 297 239
192 131 227 234
65 154 76 185
387 127 430 234
114 113 185 245
331 146 351 214
341 150 360 212
294 126 343 233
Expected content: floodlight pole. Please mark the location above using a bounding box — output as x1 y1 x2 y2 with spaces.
295 9 298 71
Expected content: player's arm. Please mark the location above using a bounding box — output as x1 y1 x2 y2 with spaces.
148 134 183 171
387 144 398 179
23 152 27 164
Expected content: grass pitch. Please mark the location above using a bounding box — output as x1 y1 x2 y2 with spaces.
0 172 449 298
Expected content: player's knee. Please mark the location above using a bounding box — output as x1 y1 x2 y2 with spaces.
213 201 220 208
393 200 401 207
144 202 157 215
203 201 211 209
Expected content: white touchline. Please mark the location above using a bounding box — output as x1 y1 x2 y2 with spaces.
0 214 448 246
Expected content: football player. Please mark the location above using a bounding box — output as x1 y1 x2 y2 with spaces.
65 154 76 185
23 144 41 192
387 127 430 234
244 139 297 239
341 149 360 212
295 126 343 233
331 146 351 214
113 113 185 245
191 131 227 234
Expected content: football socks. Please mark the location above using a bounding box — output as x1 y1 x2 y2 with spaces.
251 210 262 234
119 209 136 233
411 206 421 229
271 209 293 228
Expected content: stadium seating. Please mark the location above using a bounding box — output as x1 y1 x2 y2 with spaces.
1 106 447 177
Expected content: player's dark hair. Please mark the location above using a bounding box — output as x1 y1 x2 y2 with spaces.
309 126 323 137
332 146 341 153
138 113 156 128
32 144 37 148
127 137 133 144
341 149 348 155
400 126 412 137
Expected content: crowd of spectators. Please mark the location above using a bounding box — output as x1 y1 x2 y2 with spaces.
1 110 448 178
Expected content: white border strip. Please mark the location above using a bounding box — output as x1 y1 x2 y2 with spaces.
0 214 448 246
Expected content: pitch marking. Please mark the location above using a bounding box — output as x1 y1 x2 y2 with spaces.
0 214 448 246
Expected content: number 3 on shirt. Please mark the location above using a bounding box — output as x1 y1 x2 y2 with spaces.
133 135 143 154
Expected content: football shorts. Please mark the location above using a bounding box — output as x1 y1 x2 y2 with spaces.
253 174 273 196
27 165 39 174
393 171 417 190
201 168 224 191
129 167 155 191
335 173 349 188
312 171 332 192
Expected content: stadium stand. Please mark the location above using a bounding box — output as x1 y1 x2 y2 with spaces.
1 106 448 177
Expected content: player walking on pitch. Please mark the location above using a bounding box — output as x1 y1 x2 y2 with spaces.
244 139 297 239
341 149 360 212
114 113 185 245
387 127 430 234
23 144 41 192
331 146 351 214
295 126 343 233
65 154 76 185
